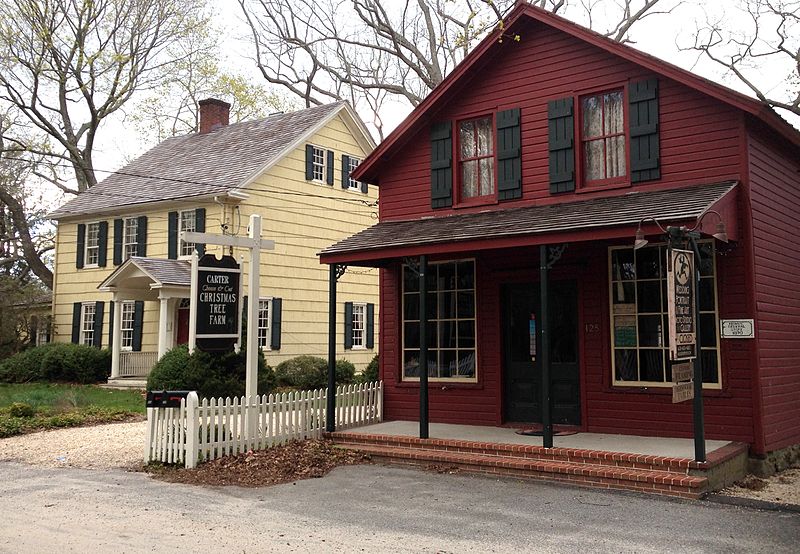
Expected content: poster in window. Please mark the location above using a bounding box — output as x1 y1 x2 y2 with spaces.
614 316 637 347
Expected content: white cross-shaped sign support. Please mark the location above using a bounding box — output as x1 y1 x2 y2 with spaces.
183 214 275 399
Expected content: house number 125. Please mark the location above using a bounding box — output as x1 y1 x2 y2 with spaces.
585 323 600 334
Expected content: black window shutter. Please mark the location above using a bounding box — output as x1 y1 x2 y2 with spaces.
137 216 148 257
168 211 178 259
108 300 115 350
326 150 334 185
270 298 282 350
430 121 453 208
93 301 104 348
97 221 108 267
366 303 375 349
194 208 206 255
305 144 314 180
344 302 353 349
496 108 522 201
113 219 123 265
76 224 86 269
341 154 350 189
548 98 575 194
629 78 660 183
132 301 144 352
71 302 82 344
29 316 38 346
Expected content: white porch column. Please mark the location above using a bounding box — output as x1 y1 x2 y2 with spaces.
111 292 123 379
158 293 170 359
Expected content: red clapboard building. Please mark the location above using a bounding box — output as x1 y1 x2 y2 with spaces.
320 3 800 464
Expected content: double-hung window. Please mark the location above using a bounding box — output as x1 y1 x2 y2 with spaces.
179 209 196 257
257 298 272 350
120 301 136 351
81 303 96 346
123 217 138 259
351 303 366 348
581 90 626 185
458 116 495 201
347 157 361 191
85 222 100 266
402 260 476 381
311 146 326 182
609 242 720 387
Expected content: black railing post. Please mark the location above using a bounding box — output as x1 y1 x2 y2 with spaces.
326 263 337 433
539 245 553 448
419 255 429 439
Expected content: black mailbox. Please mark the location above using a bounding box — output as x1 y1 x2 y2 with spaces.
146 390 192 408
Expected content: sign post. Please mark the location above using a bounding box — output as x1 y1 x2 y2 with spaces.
183 214 275 399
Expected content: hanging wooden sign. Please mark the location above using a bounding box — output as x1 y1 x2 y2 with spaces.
194 254 241 352
667 248 696 361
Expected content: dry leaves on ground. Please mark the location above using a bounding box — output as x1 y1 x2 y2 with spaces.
146 440 370 487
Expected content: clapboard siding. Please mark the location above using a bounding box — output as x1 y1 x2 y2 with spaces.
747 127 800 452
378 22 742 222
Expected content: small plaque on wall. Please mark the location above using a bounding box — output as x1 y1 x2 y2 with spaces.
720 319 755 339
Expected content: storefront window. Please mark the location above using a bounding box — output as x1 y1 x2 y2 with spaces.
609 242 720 387
402 260 477 381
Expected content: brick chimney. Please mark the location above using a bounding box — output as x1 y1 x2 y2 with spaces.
198 98 231 134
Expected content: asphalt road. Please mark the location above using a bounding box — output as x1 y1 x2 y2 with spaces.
1 461 798 553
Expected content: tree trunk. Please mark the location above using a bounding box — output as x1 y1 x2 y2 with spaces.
0 187 53 288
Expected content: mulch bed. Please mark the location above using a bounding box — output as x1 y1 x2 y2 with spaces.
146 440 371 487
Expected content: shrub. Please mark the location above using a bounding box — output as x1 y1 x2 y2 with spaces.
0 417 23 438
8 402 35 418
0 343 110 384
274 356 356 389
147 346 274 400
357 354 379 384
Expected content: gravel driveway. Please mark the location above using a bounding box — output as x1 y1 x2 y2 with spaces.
0 421 145 469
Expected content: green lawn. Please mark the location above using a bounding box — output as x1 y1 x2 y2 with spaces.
0 383 145 438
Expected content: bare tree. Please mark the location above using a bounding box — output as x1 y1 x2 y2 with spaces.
238 0 671 138
684 0 799 118
0 0 209 193
129 28 298 142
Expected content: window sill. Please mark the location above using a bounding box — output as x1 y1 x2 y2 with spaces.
397 380 482 390
453 197 498 209
576 180 631 194
83 264 99 269
607 384 727 396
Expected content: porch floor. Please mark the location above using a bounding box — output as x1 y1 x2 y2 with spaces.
340 420 732 459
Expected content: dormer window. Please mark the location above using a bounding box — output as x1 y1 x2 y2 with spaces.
458 116 495 202
581 91 626 186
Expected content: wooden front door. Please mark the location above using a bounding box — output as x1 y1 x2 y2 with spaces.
176 307 190 345
502 281 580 424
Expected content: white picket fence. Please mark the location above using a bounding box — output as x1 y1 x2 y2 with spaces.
145 381 383 468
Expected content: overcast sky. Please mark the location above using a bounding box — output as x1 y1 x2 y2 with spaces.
79 0 798 209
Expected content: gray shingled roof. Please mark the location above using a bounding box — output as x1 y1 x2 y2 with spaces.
320 181 737 260
132 257 191 287
51 102 347 218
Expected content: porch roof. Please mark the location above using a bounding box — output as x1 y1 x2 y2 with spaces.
319 181 738 265
98 257 191 293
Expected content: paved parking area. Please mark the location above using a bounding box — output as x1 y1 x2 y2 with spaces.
1 461 798 553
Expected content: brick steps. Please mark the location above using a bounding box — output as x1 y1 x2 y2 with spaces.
328 432 712 499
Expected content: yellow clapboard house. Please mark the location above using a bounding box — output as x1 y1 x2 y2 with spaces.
49 100 379 387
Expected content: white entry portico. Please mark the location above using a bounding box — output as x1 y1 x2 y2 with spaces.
98 257 191 386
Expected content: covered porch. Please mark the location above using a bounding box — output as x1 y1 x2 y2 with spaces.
320 181 746 463
98 257 191 386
